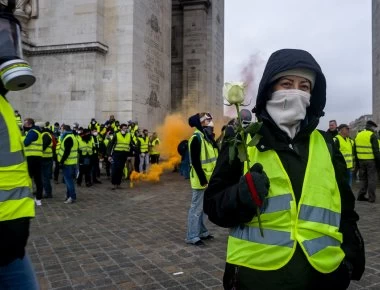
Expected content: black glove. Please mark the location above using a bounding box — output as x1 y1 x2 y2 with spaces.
239 163 270 212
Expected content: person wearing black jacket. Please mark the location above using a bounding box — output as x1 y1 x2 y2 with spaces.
185 113 218 246
204 49 365 289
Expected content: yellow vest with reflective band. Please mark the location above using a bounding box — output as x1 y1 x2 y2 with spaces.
139 136 149 153
57 134 78 165
227 130 344 274
42 131 53 158
78 137 94 156
355 130 375 160
335 135 353 169
189 129 218 189
114 132 131 152
24 129 43 157
15 114 22 126
150 138 160 155
0 96 35 221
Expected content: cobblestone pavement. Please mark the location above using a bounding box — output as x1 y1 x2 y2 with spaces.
27 174 380 289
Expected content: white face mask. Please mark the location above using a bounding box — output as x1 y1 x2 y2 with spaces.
93 132 98 136
266 89 311 139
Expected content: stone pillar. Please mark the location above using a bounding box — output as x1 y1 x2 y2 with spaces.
373 0 380 125
181 0 210 117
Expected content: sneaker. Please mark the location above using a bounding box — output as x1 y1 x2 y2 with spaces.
64 197 73 204
193 240 205 246
200 235 214 241
35 199 42 206
357 195 369 201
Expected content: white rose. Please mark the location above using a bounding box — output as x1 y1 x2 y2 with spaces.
223 82 247 105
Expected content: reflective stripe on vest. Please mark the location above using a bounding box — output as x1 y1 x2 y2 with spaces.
24 129 43 157
114 132 131 152
335 135 353 168
227 130 344 274
0 96 35 221
58 134 78 165
188 129 218 189
150 138 160 154
42 131 53 158
79 138 93 156
139 136 149 153
355 130 375 159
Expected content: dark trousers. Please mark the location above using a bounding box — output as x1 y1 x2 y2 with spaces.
111 151 128 185
358 159 378 201
105 158 111 177
91 155 100 181
150 154 160 164
77 164 91 186
26 156 43 200
53 154 60 181
41 158 53 197
134 151 140 173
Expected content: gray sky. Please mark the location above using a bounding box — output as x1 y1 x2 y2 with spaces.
224 0 372 129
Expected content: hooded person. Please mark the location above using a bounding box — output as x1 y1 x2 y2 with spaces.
185 112 219 246
204 49 364 289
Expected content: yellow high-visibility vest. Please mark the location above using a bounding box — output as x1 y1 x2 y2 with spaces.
78 137 94 156
355 130 375 160
42 131 53 158
150 138 160 155
139 136 149 153
227 130 344 274
0 96 35 221
188 129 218 189
114 132 131 152
57 134 78 165
335 135 353 169
24 129 43 157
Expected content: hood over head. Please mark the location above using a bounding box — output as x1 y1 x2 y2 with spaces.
188 113 203 132
254 49 326 121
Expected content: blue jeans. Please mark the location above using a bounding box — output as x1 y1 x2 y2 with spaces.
41 158 53 196
347 169 353 187
0 255 39 289
186 188 209 243
63 164 77 200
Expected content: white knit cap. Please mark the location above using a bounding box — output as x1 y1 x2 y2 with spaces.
270 68 316 89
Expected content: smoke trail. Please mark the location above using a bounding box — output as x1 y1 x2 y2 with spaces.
224 53 264 118
130 113 193 185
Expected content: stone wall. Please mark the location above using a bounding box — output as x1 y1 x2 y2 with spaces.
373 0 380 125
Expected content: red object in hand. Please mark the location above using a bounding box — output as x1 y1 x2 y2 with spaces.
244 172 263 207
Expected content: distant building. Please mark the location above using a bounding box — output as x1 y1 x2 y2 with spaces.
349 114 373 137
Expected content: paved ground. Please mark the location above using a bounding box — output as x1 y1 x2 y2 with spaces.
27 173 380 290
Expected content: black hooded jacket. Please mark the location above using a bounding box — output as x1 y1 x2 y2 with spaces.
204 49 364 289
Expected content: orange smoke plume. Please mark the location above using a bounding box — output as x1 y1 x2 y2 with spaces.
130 113 193 185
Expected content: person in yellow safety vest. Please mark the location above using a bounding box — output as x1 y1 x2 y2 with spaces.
107 123 132 189
88 118 100 132
0 2 39 286
14 109 22 126
77 129 94 187
103 131 113 178
355 120 380 203
138 129 150 173
57 125 79 204
334 124 355 187
204 49 365 289
149 132 160 164
185 112 218 246
91 128 102 184
23 118 44 206
41 127 54 198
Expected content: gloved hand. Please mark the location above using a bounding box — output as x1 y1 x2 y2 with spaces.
239 163 270 212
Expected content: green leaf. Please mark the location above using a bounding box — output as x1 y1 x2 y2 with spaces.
244 122 262 135
248 134 262 147
237 143 247 162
